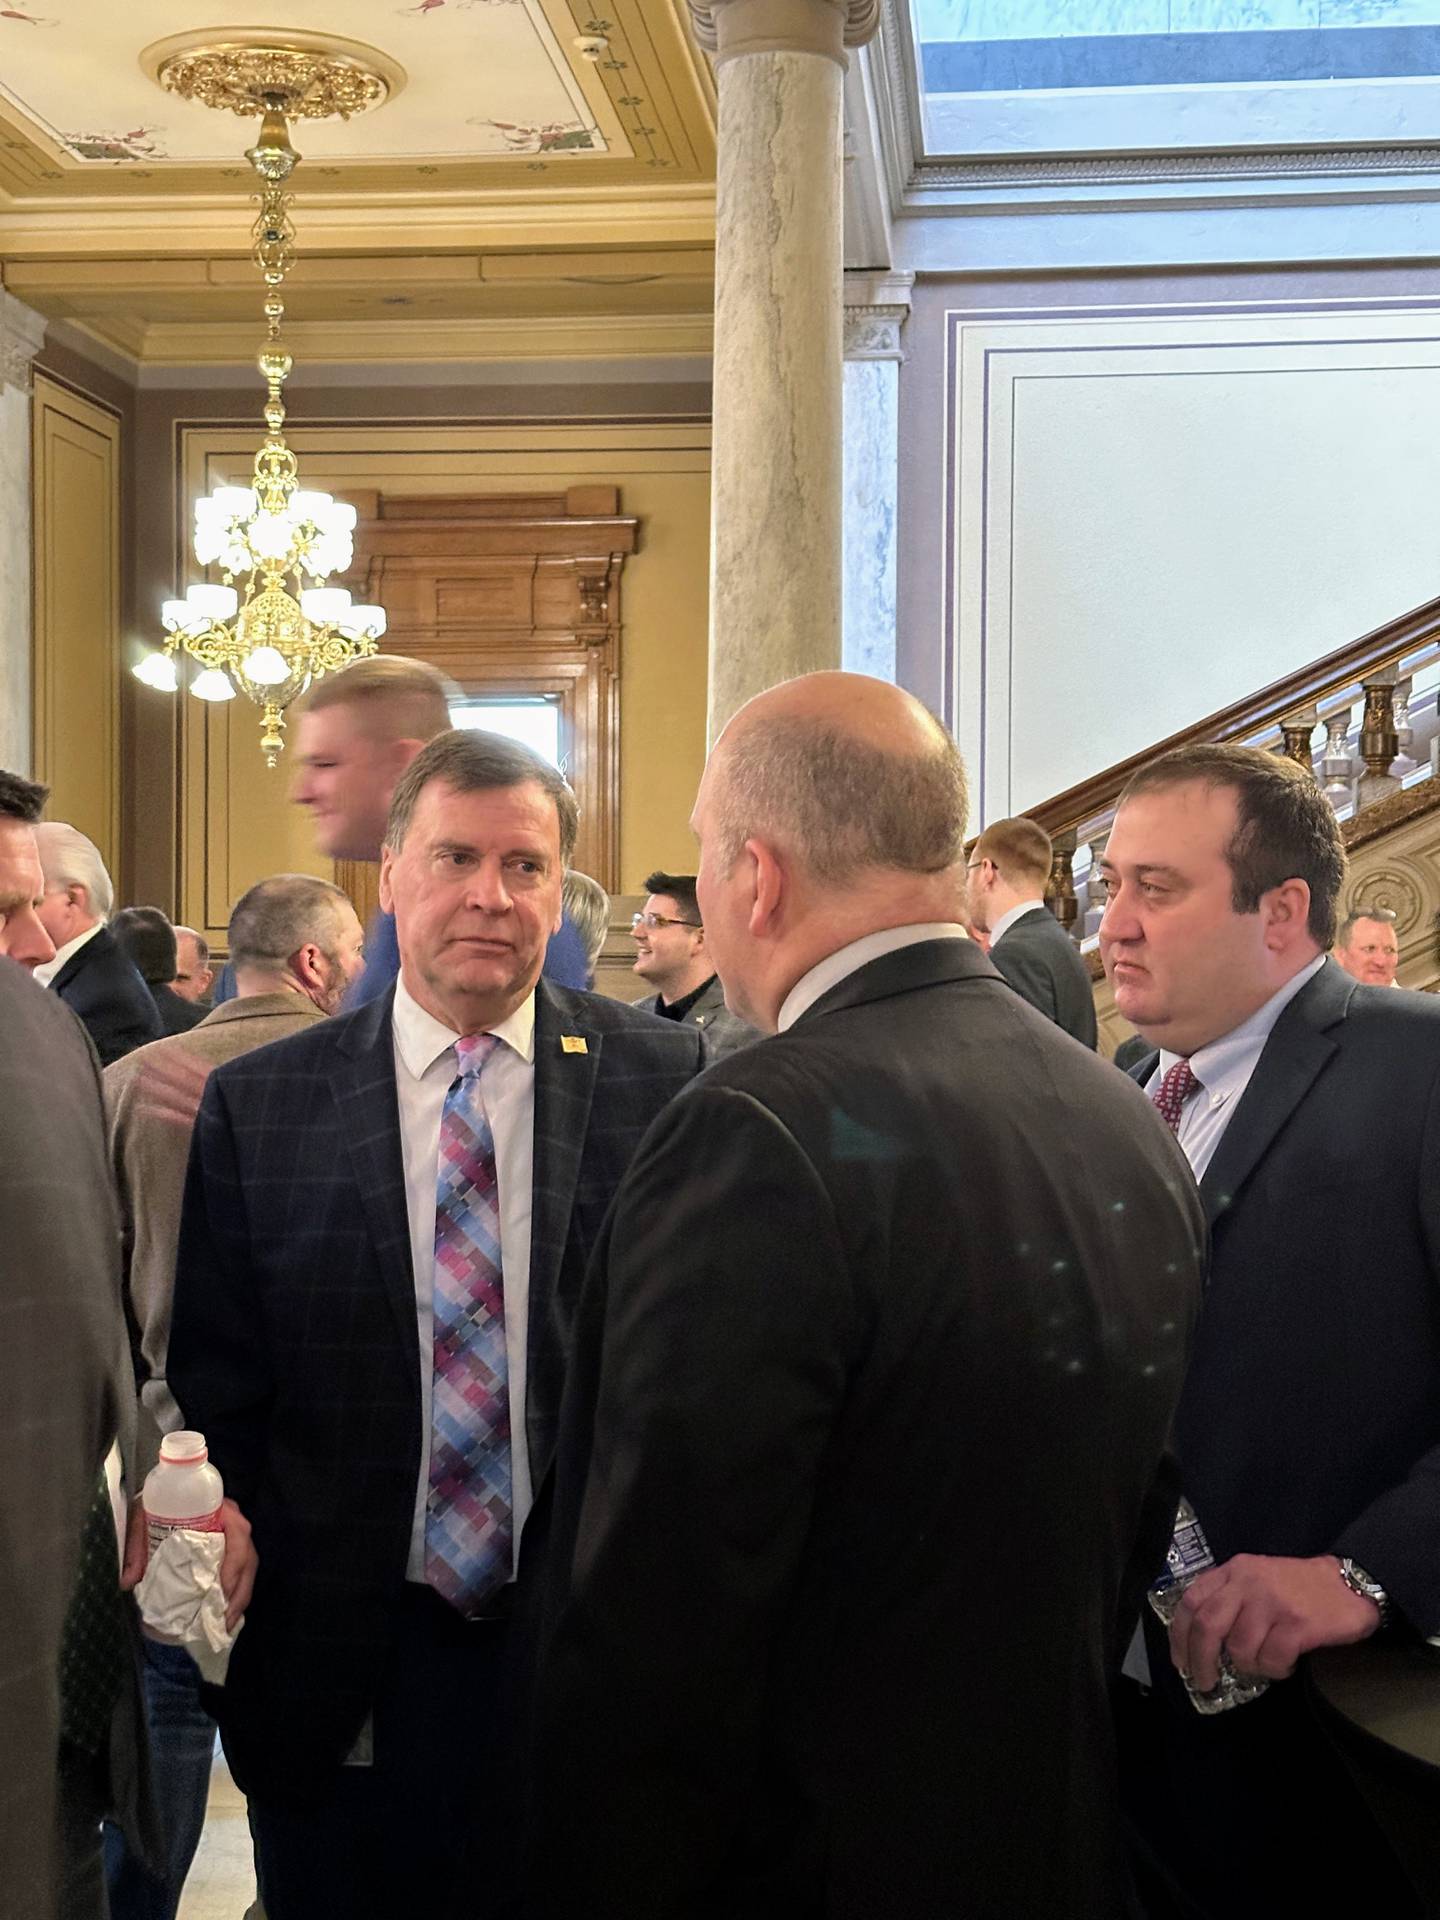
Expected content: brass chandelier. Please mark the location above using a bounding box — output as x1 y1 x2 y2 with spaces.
133 38 400 764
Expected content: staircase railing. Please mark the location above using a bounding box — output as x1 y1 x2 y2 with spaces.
1026 592 1440 944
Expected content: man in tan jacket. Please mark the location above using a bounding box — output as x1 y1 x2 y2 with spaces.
101 872 364 1920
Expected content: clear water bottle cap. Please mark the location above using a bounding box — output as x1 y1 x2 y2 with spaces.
158 1430 208 1466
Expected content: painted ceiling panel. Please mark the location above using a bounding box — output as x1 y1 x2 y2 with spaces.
0 0 618 163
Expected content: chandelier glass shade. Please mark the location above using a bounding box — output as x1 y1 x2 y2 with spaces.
132 76 388 765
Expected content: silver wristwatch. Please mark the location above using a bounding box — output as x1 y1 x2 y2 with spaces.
1337 1556 1392 1628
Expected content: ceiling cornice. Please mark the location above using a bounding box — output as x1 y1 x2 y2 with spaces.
74 309 715 368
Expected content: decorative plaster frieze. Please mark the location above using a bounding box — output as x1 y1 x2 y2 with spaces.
0 290 46 392
688 0 881 62
843 269 913 359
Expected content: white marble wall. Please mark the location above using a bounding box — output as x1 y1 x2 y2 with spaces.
0 293 46 775
842 275 911 681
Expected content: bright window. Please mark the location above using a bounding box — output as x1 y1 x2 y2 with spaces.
911 1 1440 157
448 695 562 769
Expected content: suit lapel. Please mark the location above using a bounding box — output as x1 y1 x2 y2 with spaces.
1197 963 1351 1229
528 978 600 1366
332 989 416 1356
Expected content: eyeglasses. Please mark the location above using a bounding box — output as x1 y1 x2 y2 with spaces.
631 912 702 932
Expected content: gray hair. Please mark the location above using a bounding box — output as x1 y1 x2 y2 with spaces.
385 728 579 865
35 822 114 919
562 869 610 973
710 715 968 886
228 874 354 973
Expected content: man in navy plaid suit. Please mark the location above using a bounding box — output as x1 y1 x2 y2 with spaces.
169 731 703 1919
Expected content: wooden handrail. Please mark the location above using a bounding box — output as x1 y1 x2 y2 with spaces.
1030 590 1440 840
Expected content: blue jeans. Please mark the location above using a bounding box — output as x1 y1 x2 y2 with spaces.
104 1638 216 1920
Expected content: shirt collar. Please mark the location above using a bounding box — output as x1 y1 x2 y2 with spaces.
1159 953 1327 1094
391 970 536 1081
33 916 104 988
988 899 1048 947
778 924 969 1033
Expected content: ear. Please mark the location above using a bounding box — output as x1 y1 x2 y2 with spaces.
291 941 325 995
746 837 785 939
1261 877 1313 949
378 843 396 915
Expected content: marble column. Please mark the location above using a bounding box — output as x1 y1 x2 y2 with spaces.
842 271 912 681
0 292 46 775
689 0 881 741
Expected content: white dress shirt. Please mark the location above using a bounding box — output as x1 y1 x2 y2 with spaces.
987 898 1047 948
778 923 968 1032
391 974 537 1582
1146 955 1327 1180
33 916 103 988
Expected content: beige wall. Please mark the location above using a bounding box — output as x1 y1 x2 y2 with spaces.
157 419 709 946
30 370 122 870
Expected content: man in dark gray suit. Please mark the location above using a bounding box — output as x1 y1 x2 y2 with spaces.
530 674 1205 1919
1100 742 1440 1916
630 868 759 1059
966 815 1097 1047
0 956 132 1920
170 732 703 1919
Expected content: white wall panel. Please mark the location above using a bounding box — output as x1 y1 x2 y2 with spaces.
944 307 1440 823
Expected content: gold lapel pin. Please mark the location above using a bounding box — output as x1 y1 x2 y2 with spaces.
561 1035 588 1055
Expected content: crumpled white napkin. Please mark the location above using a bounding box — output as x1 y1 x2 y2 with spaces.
135 1528 242 1685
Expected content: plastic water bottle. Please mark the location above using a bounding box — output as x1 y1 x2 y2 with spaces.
1147 1497 1269 1715
142 1429 224 1557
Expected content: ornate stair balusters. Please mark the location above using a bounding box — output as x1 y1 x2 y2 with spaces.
1357 673 1401 809
1319 702 1358 814
1047 826 1080 938
1280 706 1319 772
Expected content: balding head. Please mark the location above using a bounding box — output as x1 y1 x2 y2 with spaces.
692 673 969 1030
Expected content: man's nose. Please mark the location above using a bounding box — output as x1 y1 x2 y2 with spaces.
17 909 55 968
1099 890 1139 945
465 860 511 911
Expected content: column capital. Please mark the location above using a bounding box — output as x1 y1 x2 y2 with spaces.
0 290 45 392
843 270 913 360
688 0 880 67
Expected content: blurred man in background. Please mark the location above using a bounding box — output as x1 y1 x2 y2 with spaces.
1333 906 1400 987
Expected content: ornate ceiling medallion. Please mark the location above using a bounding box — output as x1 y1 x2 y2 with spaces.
142 29 404 122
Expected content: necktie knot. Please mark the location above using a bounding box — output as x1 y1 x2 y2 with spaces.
454 1031 500 1079
1153 1058 1200 1134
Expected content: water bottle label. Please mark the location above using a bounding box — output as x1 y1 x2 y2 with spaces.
1166 1513 1214 1583
146 1509 223 1556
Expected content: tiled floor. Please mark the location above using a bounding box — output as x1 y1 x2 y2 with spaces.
176 1749 258 1920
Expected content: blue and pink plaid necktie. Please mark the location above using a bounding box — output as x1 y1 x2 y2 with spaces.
425 1031 512 1616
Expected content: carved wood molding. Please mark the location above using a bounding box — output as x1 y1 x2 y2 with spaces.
342 486 639 893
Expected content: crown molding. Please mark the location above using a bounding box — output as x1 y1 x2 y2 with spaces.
89 310 715 369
